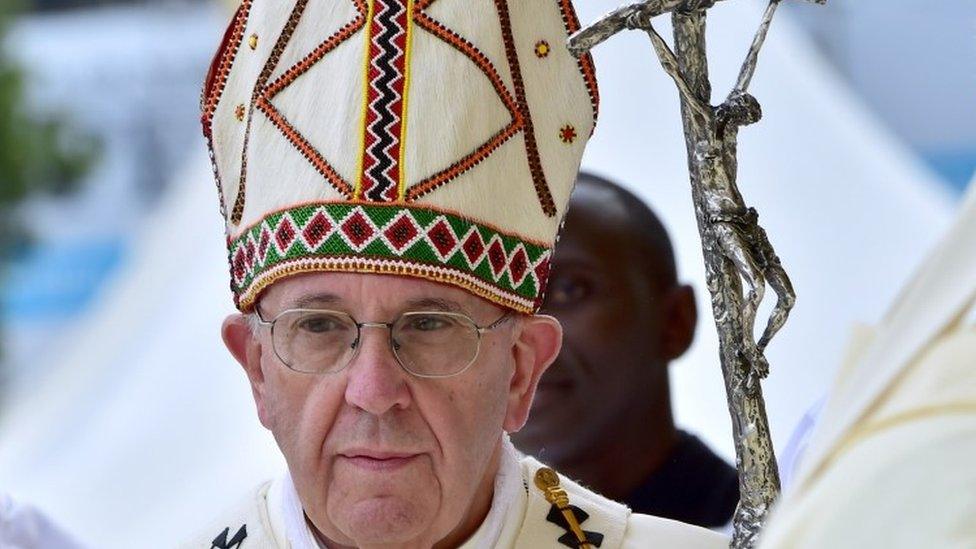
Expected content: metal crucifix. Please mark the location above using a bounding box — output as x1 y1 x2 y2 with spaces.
568 0 823 546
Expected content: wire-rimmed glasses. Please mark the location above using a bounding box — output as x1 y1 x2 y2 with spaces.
254 308 512 378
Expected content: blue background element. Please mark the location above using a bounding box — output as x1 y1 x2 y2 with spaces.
1 239 127 321
925 150 976 194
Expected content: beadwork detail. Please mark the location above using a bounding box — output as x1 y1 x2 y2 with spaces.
248 0 368 203
201 0 252 131
559 124 577 144
534 40 551 58
495 0 557 217
235 104 246 121
556 0 599 128
231 0 310 225
248 33 259 50
251 0 367 202
405 9 522 201
200 0 253 218
229 203 552 312
358 0 413 202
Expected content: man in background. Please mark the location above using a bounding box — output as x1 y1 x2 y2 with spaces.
512 172 739 528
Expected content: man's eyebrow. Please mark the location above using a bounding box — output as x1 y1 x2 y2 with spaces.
289 293 343 309
404 297 465 313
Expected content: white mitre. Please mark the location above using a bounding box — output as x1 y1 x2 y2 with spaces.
760 179 976 548
202 0 598 313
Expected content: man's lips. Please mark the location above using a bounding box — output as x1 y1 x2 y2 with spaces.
337 450 422 471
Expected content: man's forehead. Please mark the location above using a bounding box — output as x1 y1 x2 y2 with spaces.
286 293 465 313
561 189 631 250
570 183 631 221
259 272 495 314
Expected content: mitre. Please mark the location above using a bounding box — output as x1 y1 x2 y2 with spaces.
201 0 598 313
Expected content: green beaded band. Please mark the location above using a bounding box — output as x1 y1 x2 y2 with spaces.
228 202 552 313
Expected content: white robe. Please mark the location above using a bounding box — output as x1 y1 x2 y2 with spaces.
760 181 976 548
0 493 86 549
181 439 726 548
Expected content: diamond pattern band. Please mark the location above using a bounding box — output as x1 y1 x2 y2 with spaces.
229 203 552 313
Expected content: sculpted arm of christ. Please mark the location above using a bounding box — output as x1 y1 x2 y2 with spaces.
638 10 795 385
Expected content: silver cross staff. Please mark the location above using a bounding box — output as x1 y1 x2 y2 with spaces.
569 0 823 547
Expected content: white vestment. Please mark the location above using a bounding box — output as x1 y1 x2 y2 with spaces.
182 439 726 548
760 182 976 548
0 493 86 549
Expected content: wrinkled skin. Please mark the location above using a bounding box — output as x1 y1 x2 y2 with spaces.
222 273 561 548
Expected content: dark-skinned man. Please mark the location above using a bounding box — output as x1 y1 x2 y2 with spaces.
511 172 739 529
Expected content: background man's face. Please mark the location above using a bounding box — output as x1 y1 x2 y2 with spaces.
512 185 675 467
250 273 517 546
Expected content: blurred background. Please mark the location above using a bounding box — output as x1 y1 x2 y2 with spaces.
0 0 971 545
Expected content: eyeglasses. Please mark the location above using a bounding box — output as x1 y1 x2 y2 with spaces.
254 308 513 378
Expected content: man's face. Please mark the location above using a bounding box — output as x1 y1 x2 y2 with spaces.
226 272 558 547
512 185 674 467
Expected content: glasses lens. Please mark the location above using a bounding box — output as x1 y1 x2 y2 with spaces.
393 312 480 377
273 310 358 373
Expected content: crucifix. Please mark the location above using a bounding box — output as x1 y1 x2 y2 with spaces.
568 0 823 546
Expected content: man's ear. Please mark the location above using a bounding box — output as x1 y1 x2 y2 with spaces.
661 284 697 361
503 314 562 433
222 314 272 429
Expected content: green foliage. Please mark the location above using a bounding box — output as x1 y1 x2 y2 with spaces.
0 2 101 258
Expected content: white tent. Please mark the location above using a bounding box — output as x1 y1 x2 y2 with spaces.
0 2 957 546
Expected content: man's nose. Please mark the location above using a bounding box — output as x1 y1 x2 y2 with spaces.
343 326 412 415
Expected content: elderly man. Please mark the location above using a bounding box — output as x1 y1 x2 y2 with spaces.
184 1 724 547
512 173 738 529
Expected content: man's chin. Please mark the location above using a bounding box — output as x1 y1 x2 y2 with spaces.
330 496 435 546
324 461 441 545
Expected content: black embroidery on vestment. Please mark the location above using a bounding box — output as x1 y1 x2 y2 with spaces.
545 504 604 547
212 524 247 549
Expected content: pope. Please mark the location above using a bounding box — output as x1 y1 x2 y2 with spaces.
183 0 726 547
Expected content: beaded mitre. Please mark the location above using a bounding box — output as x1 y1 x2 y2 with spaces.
202 0 598 313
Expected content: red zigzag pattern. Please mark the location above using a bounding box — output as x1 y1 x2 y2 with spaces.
359 0 411 202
